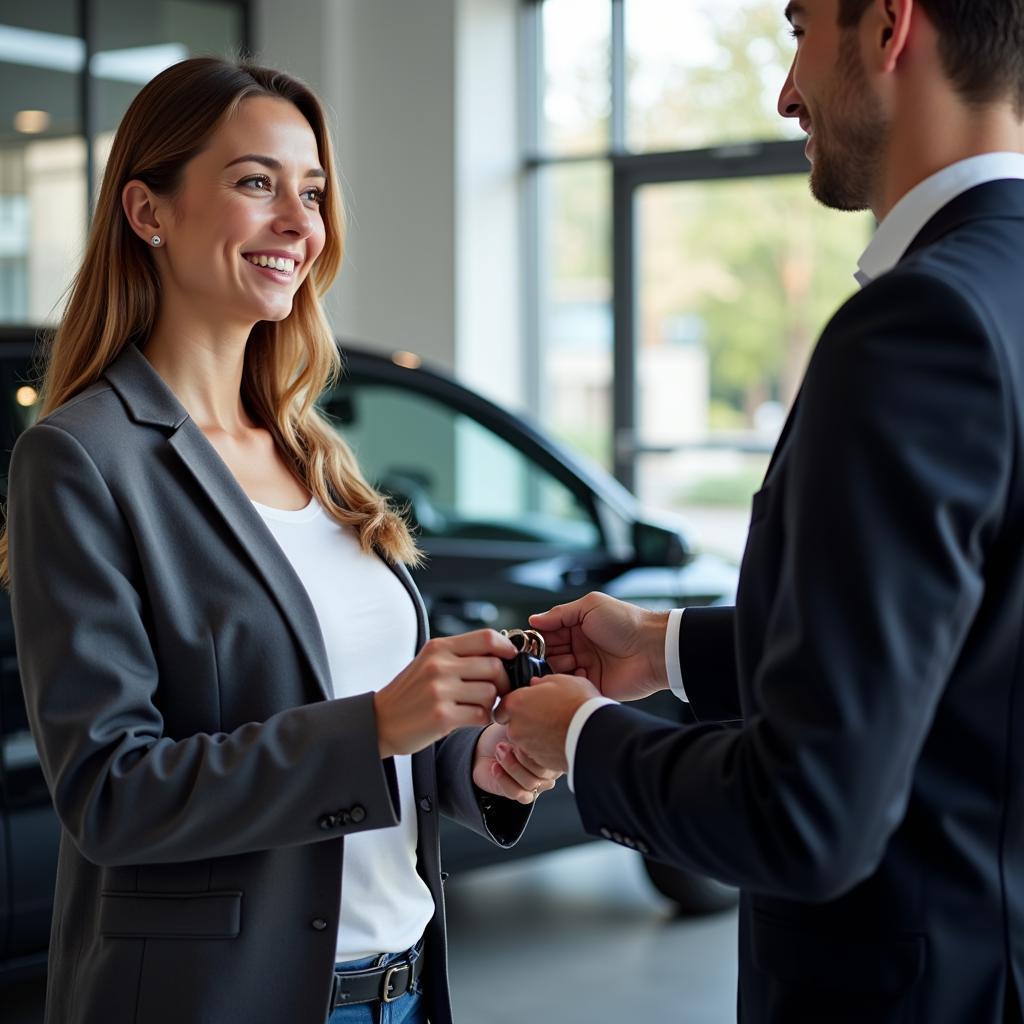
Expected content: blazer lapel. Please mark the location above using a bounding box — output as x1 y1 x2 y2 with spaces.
104 343 333 701
383 558 438 795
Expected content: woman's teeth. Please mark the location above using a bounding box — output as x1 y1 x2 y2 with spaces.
246 254 295 273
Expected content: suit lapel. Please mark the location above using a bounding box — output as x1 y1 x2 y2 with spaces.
105 343 333 701
902 178 1024 261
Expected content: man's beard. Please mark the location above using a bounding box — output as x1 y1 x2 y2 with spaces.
808 30 888 212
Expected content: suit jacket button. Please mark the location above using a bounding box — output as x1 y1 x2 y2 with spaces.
311 918 329 931
637 841 650 855
350 805 366 823
317 815 336 831
623 836 636 849
612 831 624 844
600 827 612 839
419 797 433 813
337 810 351 825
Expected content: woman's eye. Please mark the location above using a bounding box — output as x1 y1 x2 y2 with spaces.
239 174 272 192
302 187 326 205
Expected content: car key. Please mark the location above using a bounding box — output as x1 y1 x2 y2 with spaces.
500 628 554 690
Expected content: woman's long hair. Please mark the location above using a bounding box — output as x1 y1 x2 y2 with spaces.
0 57 419 586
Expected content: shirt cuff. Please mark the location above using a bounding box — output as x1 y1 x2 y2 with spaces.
665 608 688 703
565 697 618 793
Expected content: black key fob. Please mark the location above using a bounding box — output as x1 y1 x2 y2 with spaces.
501 629 554 691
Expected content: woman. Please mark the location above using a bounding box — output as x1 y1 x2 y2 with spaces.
0 57 558 1024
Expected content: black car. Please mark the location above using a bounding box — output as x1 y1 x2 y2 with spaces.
0 327 738 980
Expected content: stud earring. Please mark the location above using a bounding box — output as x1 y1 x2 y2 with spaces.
150 235 162 247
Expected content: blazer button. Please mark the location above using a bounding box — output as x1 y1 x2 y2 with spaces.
311 918 329 931
419 797 433 813
337 810 352 825
600 827 612 840
636 841 650 855
350 805 366 823
612 831 624 844
317 815 336 831
623 836 636 849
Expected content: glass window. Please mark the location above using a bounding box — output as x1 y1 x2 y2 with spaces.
626 0 801 153
93 0 246 182
537 160 613 469
0 1 86 324
0 1 246 324
538 0 611 156
634 176 871 559
321 380 602 551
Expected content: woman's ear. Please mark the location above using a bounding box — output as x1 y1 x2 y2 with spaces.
122 180 166 247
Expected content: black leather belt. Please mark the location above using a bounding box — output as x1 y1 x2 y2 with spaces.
331 945 425 1008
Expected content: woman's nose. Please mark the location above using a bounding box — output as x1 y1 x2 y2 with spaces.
272 193 314 238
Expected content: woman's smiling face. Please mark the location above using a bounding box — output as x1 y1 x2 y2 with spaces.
155 95 328 330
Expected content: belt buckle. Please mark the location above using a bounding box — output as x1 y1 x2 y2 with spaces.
381 963 404 1004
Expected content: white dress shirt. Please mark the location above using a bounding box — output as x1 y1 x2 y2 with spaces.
565 152 1024 792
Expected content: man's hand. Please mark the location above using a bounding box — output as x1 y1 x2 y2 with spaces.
529 592 670 702
493 674 601 774
472 723 562 804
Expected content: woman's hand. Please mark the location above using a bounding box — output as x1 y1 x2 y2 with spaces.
472 723 562 804
373 630 517 757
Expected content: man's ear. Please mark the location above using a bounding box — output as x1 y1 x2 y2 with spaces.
879 0 913 73
121 180 166 245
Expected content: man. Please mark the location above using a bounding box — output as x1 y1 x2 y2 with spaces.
496 1 1024 1021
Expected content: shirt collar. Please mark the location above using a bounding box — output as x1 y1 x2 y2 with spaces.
855 152 1024 287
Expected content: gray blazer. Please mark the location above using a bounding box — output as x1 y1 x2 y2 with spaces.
6 342 530 1024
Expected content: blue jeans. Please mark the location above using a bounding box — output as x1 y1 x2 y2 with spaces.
327 947 426 1024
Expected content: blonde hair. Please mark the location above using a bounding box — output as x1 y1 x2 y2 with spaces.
0 57 419 586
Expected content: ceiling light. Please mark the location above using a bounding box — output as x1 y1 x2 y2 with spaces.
16 386 39 407
14 110 50 134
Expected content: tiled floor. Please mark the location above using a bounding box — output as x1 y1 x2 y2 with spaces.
1 843 739 1024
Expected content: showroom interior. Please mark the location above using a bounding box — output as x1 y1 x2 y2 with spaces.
0 1 884 1022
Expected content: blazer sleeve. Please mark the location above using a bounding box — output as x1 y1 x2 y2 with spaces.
572 268 1012 902
7 421 401 867
434 727 532 846
678 605 741 722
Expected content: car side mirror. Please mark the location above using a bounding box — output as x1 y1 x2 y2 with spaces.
632 518 692 568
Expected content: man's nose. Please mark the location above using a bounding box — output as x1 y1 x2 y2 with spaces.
777 63 801 119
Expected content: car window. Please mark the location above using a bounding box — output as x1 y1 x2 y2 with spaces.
322 380 602 550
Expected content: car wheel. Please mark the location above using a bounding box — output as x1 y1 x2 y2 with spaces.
642 857 738 915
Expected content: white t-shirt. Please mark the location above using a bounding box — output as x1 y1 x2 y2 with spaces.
252 496 435 962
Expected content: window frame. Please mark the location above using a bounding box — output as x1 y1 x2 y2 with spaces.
36 0 253 220
522 0 808 490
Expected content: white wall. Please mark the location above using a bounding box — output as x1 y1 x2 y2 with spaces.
253 0 521 405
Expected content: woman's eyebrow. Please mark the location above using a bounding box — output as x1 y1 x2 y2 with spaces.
223 153 327 179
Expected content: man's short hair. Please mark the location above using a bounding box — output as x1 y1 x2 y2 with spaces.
838 0 1024 110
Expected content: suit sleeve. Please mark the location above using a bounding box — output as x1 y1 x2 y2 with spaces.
434 727 532 846
573 269 1012 901
7 421 401 867
678 605 741 722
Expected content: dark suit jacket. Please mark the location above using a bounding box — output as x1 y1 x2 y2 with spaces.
574 179 1024 1023
6 342 530 1024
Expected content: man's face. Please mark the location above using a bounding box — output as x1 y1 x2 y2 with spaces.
777 0 889 211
